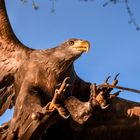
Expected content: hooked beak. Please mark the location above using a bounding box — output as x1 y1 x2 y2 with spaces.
73 40 90 53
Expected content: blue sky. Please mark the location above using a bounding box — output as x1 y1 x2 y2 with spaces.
0 0 140 124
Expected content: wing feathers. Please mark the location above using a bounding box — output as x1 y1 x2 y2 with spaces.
0 74 15 116
0 0 31 115
0 0 22 45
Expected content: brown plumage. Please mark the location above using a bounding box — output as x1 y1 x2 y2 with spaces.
0 0 91 139
0 0 140 140
0 0 31 115
0 0 90 115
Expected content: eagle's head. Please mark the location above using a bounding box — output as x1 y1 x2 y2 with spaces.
54 38 90 61
46 38 90 76
62 38 90 54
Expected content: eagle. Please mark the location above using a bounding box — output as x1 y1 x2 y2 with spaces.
0 0 94 139
0 0 91 115
0 0 140 140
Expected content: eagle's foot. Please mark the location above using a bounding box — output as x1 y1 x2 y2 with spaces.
46 77 70 119
103 73 120 87
90 74 121 109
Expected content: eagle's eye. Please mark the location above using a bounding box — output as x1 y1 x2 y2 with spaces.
69 40 75 46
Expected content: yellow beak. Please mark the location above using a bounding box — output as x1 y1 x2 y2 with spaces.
73 40 90 52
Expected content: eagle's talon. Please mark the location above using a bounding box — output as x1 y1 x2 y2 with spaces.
46 103 69 119
54 104 70 119
110 90 123 99
66 84 71 87
45 77 70 118
63 89 66 92
63 77 70 84
111 73 120 86
98 73 120 97
114 73 120 80
90 84 109 109
90 79 122 110
104 76 111 84
101 104 110 109
56 83 62 88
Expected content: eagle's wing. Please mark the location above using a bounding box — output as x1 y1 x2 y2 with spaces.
0 0 32 115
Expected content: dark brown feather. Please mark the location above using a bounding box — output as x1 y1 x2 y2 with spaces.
0 0 32 115
1 1 140 140
0 1 91 139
